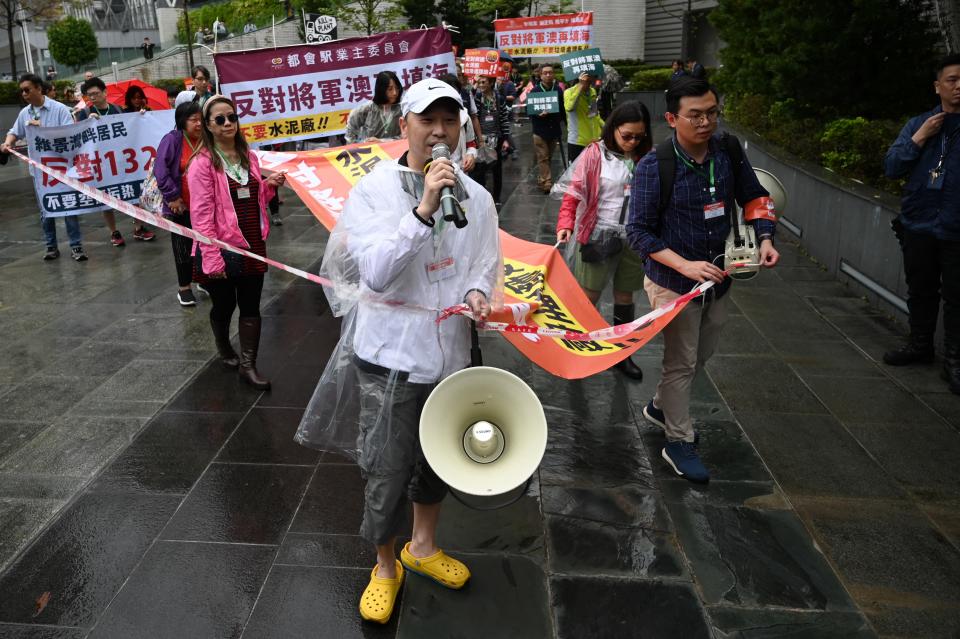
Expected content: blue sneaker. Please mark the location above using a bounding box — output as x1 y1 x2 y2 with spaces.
643 400 700 447
642 400 666 428
662 441 709 483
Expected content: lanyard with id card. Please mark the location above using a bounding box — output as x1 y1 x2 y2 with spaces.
928 126 959 191
673 140 722 220
425 216 456 283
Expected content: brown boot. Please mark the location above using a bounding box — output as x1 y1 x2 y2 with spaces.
209 316 239 368
237 317 271 390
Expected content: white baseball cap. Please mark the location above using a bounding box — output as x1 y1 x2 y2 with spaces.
400 78 468 125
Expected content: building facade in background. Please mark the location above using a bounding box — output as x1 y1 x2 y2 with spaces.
644 0 719 66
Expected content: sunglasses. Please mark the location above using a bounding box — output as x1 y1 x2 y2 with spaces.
212 113 238 126
617 128 647 142
19 87 32 93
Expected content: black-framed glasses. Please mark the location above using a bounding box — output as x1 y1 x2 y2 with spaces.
19 87 32 93
617 128 647 142
213 113 238 126
674 109 722 126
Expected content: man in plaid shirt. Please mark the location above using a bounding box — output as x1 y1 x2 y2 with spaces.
627 77 780 483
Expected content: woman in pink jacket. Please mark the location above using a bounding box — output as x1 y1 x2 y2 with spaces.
187 95 286 390
555 101 652 380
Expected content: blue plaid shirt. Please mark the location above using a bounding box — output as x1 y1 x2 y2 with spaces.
627 133 776 297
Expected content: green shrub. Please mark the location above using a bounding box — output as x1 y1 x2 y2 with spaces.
152 78 187 94
628 68 671 91
0 80 84 104
608 60 653 81
0 82 20 105
820 117 901 189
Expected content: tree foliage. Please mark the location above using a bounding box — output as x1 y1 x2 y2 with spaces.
0 0 63 77
178 0 291 43
711 0 940 119
47 16 98 70
291 0 404 36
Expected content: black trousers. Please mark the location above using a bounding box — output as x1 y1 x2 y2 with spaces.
205 274 264 323
568 143 585 163
899 227 960 347
470 157 503 203
170 213 193 287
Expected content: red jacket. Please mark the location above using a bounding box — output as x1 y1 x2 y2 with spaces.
556 141 604 244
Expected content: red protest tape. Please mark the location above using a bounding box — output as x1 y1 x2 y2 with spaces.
439 281 713 343
10 147 718 354
9 148 332 287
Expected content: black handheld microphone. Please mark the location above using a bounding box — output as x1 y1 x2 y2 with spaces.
430 143 467 229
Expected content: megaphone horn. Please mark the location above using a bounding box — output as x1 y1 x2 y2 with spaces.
420 366 547 510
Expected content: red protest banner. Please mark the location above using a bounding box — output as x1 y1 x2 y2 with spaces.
493 12 593 58
256 140 708 379
215 27 456 146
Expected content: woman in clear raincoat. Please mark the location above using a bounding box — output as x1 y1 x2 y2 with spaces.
552 101 653 380
295 79 503 625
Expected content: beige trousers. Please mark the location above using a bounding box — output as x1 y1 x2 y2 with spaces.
644 277 730 442
532 134 558 191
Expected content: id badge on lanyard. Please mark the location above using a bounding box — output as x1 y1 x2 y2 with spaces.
703 201 724 220
426 256 456 282
237 187 251 199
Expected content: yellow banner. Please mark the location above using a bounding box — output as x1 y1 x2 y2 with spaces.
240 109 352 145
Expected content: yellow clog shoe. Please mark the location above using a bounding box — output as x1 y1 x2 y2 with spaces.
400 542 471 590
359 560 404 624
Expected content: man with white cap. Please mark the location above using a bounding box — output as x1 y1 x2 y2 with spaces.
305 78 502 624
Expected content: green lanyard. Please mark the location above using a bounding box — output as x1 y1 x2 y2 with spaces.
380 105 395 136
214 146 247 184
28 105 38 120
183 134 199 154
673 138 716 197
92 105 110 117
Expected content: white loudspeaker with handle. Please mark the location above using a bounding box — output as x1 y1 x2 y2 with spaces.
420 366 547 509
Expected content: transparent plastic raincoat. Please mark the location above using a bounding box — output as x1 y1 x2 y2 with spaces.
550 140 633 265
295 158 503 469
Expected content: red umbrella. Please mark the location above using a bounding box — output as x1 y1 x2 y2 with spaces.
106 79 171 111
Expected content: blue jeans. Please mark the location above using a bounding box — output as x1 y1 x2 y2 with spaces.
42 215 82 248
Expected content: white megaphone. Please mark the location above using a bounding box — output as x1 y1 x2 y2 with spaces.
724 167 788 281
754 168 787 215
420 366 547 510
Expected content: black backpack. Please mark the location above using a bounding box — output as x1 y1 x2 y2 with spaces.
655 132 745 216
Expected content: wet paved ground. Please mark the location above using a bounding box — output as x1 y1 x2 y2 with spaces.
0 121 959 638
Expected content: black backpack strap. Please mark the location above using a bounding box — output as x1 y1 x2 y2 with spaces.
720 132 745 203
655 138 676 217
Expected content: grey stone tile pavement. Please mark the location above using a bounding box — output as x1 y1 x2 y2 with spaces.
0 119 957 637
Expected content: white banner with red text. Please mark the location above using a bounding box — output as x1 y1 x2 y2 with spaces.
493 12 593 58
214 27 456 147
26 110 174 218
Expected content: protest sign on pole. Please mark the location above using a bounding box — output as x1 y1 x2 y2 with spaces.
559 47 605 83
462 48 510 78
493 12 592 58
304 13 337 43
27 111 174 218
215 27 456 146
526 92 560 115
